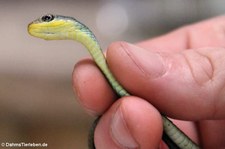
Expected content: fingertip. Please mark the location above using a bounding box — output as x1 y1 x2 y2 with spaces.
107 41 127 53
95 97 163 149
116 97 163 149
72 58 116 115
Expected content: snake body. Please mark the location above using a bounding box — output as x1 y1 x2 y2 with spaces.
28 14 199 149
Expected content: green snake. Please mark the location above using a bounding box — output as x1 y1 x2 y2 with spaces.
28 14 200 149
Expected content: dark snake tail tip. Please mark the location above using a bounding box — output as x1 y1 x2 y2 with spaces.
88 117 101 149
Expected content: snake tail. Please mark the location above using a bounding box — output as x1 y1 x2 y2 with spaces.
162 116 199 149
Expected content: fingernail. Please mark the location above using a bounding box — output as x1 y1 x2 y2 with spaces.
111 107 139 148
122 42 166 78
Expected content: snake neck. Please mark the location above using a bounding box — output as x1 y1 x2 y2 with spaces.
70 29 129 97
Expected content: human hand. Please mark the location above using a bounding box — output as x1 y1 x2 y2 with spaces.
73 16 225 149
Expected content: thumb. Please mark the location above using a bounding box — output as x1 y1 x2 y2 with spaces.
107 42 225 120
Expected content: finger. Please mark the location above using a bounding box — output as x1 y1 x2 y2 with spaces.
94 96 162 149
137 15 225 52
107 42 225 120
73 16 225 116
199 120 225 148
72 58 117 115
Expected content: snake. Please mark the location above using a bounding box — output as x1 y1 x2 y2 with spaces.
28 14 200 149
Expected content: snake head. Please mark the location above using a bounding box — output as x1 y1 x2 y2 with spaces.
28 14 77 40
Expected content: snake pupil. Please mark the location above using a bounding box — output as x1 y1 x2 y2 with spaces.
41 14 54 22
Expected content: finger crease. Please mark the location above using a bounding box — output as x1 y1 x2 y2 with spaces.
181 51 214 86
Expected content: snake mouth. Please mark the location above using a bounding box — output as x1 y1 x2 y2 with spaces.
28 27 54 35
43 32 55 35
28 24 57 40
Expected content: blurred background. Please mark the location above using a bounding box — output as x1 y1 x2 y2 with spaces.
0 0 225 148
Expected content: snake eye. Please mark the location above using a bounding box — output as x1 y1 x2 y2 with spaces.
41 14 54 22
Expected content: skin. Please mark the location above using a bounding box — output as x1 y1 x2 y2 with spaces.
73 16 225 149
